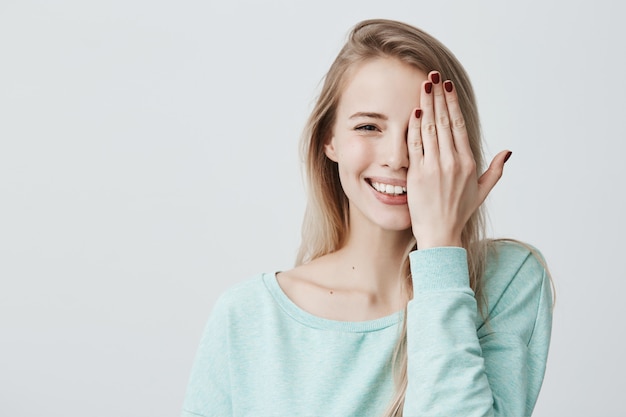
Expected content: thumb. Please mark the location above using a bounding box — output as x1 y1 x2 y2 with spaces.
477 150 512 203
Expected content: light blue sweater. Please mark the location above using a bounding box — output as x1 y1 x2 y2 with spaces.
182 242 552 416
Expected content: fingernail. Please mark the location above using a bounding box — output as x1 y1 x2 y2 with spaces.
425 82 432 94
444 80 453 92
415 109 422 118
504 151 512 163
431 73 440 84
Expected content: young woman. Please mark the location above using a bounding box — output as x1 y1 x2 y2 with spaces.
182 19 552 417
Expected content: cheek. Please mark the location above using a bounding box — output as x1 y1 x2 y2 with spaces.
337 139 374 171
335 141 374 196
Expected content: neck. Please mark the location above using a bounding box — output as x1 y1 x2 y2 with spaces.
332 211 414 301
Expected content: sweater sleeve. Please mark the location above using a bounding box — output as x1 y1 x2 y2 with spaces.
181 294 233 417
402 246 552 417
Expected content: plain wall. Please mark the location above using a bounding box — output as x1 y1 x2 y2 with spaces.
1 0 625 415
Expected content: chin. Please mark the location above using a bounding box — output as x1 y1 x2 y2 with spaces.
384 223 413 233
375 214 412 232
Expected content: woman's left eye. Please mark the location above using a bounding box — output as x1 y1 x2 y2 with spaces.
355 124 378 132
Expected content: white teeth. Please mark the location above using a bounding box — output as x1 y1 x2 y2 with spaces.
371 181 407 196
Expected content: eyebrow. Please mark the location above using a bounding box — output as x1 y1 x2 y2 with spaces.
348 112 388 120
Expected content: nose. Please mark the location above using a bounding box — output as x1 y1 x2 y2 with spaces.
382 130 409 170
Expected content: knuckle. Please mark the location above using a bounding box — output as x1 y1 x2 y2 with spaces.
408 139 423 152
487 166 503 181
441 157 459 173
461 157 476 173
437 115 450 128
452 116 466 129
423 122 437 136
425 164 440 177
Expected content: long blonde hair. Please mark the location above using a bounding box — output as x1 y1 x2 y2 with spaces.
297 19 489 416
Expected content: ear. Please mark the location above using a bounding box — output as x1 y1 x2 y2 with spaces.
324 136 338 162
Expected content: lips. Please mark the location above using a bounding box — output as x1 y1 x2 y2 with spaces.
369 181 406 196
365 178 408 205
366 177 407 195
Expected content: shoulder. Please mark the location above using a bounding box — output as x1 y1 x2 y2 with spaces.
214 273 267 305
208 273 277 326
480 240 553 342
483 239 549 295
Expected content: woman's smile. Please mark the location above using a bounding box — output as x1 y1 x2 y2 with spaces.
324 57 427 231
366 177 408 205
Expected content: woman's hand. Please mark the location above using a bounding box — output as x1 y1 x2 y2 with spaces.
407 71 511 249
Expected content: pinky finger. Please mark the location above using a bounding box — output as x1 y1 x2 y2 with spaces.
407 108 424 165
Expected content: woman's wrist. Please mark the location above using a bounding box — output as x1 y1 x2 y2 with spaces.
415 234 463 249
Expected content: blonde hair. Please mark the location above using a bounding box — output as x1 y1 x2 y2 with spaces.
297 19 489 416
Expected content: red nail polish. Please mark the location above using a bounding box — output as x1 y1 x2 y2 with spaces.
431 73 440 84
425 82 432 94
415 109 422 118
504 151 512 163
444 80 453 92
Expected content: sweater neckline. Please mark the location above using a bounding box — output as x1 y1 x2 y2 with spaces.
263 272 403 333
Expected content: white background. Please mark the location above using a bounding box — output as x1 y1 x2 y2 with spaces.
1 0 625 416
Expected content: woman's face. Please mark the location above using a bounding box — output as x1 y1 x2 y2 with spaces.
325 57 427 233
